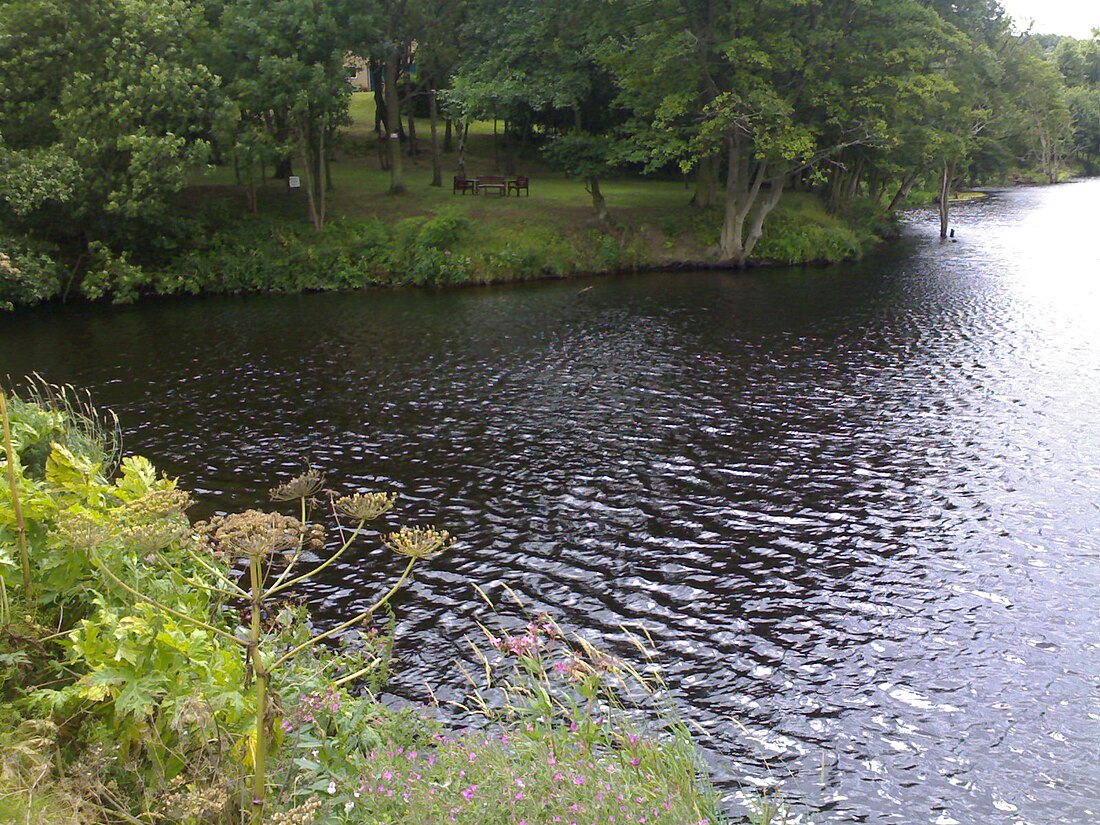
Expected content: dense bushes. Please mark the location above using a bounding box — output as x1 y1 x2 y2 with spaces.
0 231 65 310
0 186 890 308
752 194 890 265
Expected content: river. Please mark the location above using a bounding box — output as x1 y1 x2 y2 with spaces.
3 180 1099 824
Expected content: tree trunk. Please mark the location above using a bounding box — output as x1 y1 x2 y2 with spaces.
429 89 442 187
385 52 405 194
503 120 515 175
888 170 920 212
324 125 336 193
586 175 610 229
456 120 468 176
939 159 951 239
444 119 453 153
744 175 786 255
719 133 784 266
493 118 499 171
372 59 387 134
405 88 419 157
316 126 326 226
845 157 863 201
691 154 719 208
299 125 325 231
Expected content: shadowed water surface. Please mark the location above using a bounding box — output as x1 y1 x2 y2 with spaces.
3 180 1100 824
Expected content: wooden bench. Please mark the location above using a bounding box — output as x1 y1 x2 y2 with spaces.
453 175 477 195
477 175 507 196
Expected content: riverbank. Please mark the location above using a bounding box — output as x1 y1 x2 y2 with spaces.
151 186 888 298
1 95 895 308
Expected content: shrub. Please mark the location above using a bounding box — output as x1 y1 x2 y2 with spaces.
753 212 865 264
0 231 64 310
79 241 154 304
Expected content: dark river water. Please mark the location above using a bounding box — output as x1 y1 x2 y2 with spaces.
3 180 1100 824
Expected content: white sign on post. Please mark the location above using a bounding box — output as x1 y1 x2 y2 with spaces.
288 176 301 190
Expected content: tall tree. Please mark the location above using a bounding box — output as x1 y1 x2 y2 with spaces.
608 0 963 264
215 0 354 228
450 0 621 219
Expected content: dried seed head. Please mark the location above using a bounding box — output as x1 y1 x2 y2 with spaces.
229 527 298 560
270 468 324 502
122 521 190 553
158 778 231 820
267 796 322 825
194 509 308 560
53 509 117 550
334 491 396 521
384 525 453 560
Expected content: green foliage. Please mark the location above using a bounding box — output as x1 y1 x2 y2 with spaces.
0 0 220 248
387 209 474 285
543 132 617 179
587 231 643 272
660 208 721 247
0 231 64 310
168 209 478 292
753 212 866 265
170 217 381 295
79 242 154 304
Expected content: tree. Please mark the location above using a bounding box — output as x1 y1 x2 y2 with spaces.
450 0 622 220
0 0 221 249
1001 45 1074 183
608 0 964 264
215 0 354 228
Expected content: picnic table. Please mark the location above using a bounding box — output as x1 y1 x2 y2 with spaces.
453 175 530 196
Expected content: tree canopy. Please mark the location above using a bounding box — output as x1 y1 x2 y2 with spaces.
1 0 1098 303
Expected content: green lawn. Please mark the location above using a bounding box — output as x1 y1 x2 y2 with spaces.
191 92 690 232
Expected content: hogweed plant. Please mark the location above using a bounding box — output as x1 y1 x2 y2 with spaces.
87 467 453 824
0 390 32 599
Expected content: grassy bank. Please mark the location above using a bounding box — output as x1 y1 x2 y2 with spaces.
2 94 891 306
95 95 887 302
